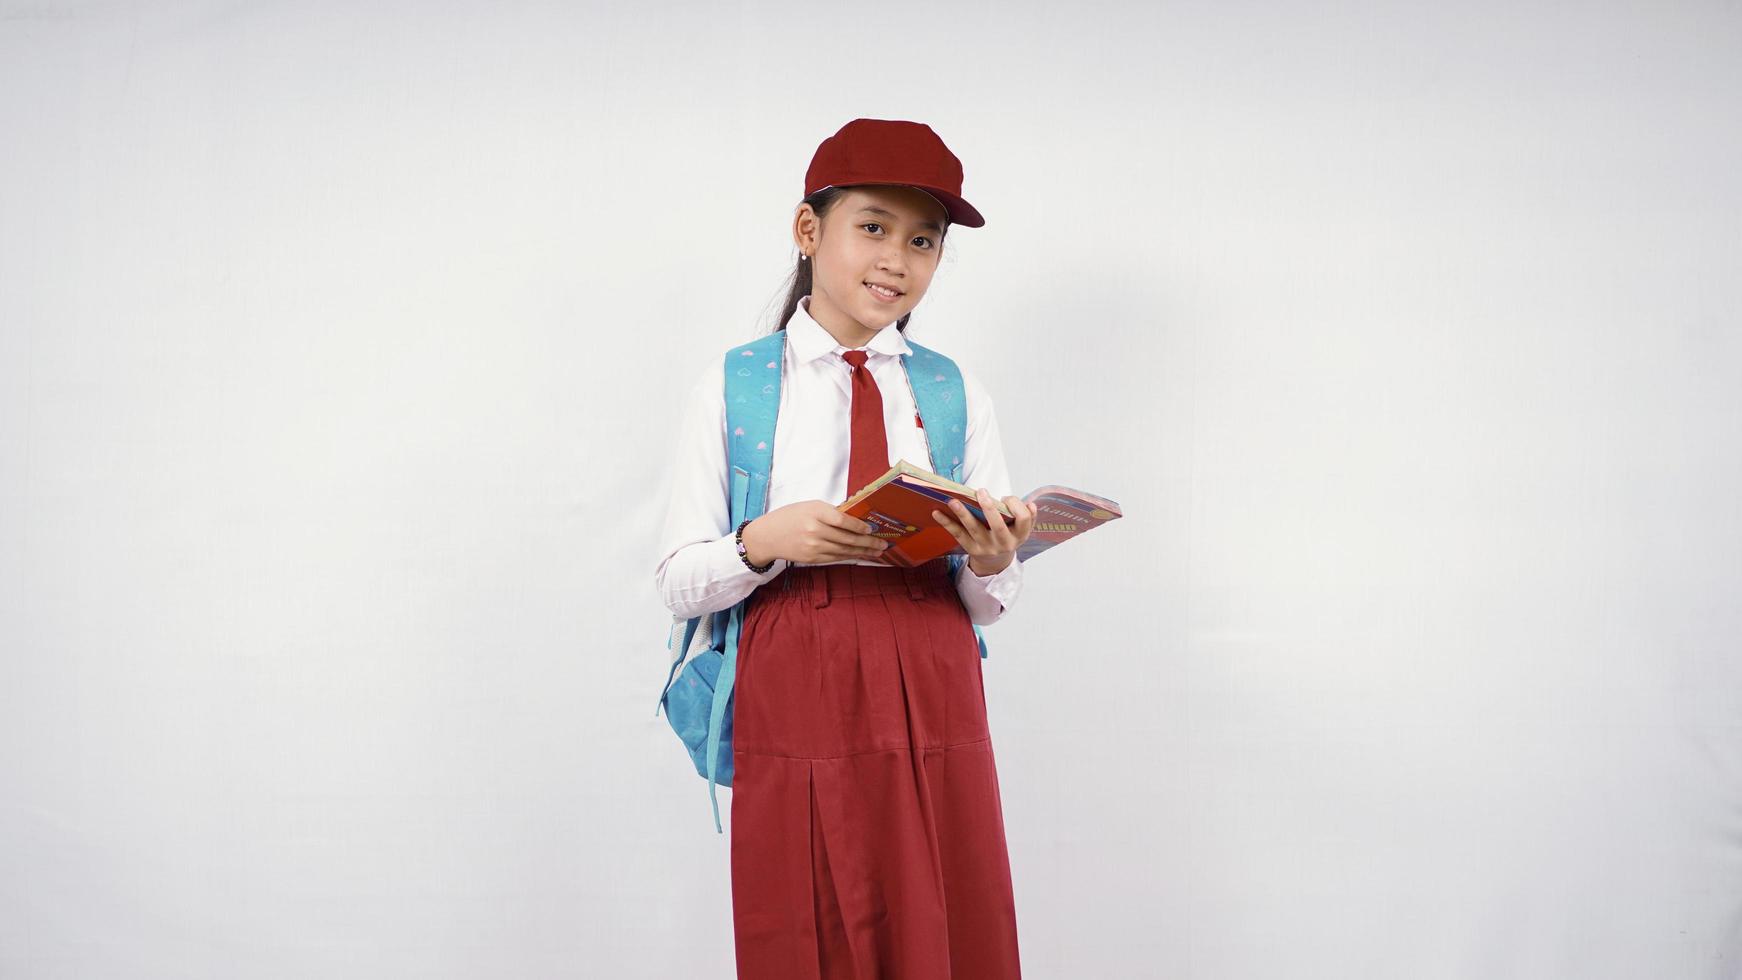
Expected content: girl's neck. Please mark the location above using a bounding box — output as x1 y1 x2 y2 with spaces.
803 294 887 349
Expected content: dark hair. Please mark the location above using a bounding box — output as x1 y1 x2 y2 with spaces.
766 185 949 335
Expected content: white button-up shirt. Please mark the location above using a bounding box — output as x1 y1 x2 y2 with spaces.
654 294 1023 625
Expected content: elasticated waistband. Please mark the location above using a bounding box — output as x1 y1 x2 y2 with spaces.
766 558 956 606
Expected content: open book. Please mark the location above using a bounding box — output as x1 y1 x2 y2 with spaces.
837 458 1122 568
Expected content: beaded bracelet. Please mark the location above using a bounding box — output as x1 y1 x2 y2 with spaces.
735 519 775 573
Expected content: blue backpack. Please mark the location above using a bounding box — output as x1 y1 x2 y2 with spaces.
654 327 990 832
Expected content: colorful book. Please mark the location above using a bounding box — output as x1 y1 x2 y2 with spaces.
837 458 1122 568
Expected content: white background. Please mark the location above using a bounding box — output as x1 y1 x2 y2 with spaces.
2 1 1738 977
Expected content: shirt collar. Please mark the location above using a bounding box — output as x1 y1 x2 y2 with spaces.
786 294 912 365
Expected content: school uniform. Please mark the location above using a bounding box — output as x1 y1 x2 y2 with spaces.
655 294 1024 978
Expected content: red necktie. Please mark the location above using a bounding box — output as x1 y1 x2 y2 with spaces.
841 350 889 498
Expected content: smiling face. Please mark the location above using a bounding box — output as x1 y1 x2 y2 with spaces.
792 184 949 347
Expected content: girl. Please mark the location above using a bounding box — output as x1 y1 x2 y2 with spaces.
655 118 1037 980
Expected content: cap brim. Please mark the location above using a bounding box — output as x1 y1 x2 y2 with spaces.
822 181 985 228
914 186 985 229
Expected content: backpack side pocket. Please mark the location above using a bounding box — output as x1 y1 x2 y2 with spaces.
664 649 734 787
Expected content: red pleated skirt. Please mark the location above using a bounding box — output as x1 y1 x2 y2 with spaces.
729 557 1023 979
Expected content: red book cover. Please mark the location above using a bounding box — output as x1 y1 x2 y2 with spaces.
836 459 1122 568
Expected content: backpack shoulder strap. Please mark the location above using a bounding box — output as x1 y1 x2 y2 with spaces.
655 332 784 725
900 338 966 483
702 330 786 830
900 338 991 660
723 331 786 524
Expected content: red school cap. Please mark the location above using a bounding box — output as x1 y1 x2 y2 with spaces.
803 118 986 228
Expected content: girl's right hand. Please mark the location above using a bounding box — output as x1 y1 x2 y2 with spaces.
741 501 890 566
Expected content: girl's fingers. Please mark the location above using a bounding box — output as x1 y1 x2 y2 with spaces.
946 498 987 546
931 508 972 547
978 488 1008 530
976 489 1016 549
816 524 884 549
821 510 877 536
817 536 890 560
932 507 960 534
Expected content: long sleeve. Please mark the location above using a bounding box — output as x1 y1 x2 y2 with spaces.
653 359 789 620
951 367 1023 626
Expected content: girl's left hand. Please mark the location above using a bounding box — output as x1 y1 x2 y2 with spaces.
930 489 1037 577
